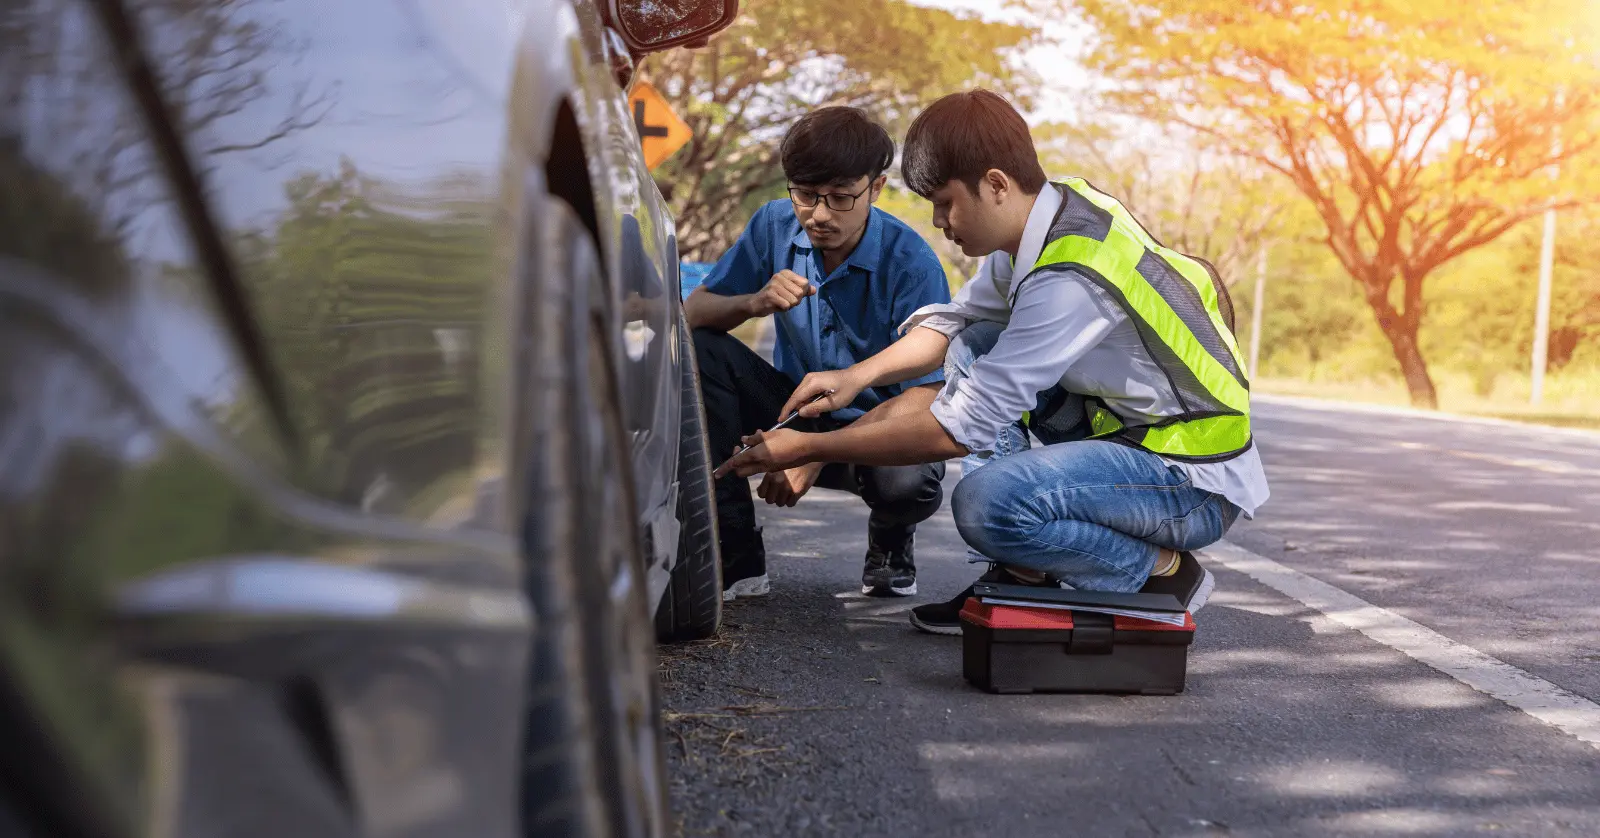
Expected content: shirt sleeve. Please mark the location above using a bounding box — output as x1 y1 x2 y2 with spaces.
700 204 773 297
900 251 1014 337
930 269 1123 455
890 246 955 388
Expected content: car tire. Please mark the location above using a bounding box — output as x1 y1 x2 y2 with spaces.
519 193 669 838
655 308 722 642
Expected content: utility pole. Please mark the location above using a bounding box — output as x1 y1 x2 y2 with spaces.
1531 208 1556 406
1531 96 1563 407
1249 247 1267 378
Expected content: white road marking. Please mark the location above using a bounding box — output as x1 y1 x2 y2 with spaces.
1430 500 1573 514
1207 541 1600 752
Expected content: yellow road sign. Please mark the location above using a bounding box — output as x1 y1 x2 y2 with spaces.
629 81 693 170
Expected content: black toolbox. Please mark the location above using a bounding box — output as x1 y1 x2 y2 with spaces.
958 552 1208 695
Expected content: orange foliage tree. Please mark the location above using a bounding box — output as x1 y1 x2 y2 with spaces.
1074 0 1600 406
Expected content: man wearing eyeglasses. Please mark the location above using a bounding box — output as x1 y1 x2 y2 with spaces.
685 106 952 602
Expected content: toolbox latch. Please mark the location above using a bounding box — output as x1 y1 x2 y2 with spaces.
1066 611 1114 655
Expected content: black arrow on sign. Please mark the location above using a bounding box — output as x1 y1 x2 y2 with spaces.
634 99 669 140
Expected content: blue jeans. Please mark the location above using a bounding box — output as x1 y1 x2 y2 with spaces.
947 322 1240 592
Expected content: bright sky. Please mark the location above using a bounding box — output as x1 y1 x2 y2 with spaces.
905 0 1092 124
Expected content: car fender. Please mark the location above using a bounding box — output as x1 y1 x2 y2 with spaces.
509 0 685 600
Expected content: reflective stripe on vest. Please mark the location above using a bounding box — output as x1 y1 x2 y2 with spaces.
1023 179 1253 461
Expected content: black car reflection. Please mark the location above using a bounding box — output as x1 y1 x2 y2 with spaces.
0 0 735 836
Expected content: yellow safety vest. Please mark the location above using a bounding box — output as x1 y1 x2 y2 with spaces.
1022 179 1252 462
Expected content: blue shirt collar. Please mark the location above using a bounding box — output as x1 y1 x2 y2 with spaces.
790 207 885 277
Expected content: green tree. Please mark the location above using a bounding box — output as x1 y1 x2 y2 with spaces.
1521 209 1600 374
1247 202 1381 381
643 0 1039 261
1073 0 1600 407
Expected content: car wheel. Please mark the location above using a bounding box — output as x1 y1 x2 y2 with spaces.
520 196 668 838
655 308 722 642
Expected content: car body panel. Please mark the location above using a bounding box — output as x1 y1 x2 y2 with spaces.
0 0 698 834
557 0 685 598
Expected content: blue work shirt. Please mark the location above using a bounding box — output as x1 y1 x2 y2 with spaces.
702 199 951 420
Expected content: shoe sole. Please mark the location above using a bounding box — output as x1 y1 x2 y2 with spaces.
862 581 916 597
1187 569 1216 614
722 574 771 602
909 611 962 636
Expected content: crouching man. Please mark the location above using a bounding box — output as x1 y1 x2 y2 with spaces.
686 106 953 600
716 90 1269 633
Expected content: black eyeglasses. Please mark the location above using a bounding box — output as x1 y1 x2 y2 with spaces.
788 183 872 212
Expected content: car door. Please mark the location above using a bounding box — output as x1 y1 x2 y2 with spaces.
135 0 518 529
0 0 534 834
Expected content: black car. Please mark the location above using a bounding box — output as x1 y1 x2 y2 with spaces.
0 0 731 835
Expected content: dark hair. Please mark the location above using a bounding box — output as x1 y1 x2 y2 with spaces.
902 89 1047 198
780 106 895 187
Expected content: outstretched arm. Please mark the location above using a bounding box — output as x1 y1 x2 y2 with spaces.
716 384 965 477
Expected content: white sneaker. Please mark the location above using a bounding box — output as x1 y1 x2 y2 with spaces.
722 573 770 601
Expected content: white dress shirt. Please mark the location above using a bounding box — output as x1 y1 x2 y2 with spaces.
904 184 1270 517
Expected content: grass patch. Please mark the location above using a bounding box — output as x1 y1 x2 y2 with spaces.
1257 371 1600 432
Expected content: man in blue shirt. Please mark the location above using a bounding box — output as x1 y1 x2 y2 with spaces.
686 106 952 601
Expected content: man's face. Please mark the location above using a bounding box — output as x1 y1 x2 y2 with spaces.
790 175 883 252
928 178 1008 257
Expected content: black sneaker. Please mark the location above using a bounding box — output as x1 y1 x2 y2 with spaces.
721 528 769 601
909 566 1060 635
861 534 916 597
1137 551 1216 613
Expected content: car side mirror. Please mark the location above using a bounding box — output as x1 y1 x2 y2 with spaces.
608 0 738 53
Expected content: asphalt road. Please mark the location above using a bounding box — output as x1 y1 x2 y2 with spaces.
660 396 1600 838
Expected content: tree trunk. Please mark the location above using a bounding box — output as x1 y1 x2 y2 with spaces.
1376 319 1439 409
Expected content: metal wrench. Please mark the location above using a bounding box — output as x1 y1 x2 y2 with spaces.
716 390 833 473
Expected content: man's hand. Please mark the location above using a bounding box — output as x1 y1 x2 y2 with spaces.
756 462 824 507
781 369 869 420
748 270 815 317
712 428 813 479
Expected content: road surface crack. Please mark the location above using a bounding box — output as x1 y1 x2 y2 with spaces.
1161 747 1198 787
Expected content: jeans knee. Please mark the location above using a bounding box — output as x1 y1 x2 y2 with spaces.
952 464 1017 556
